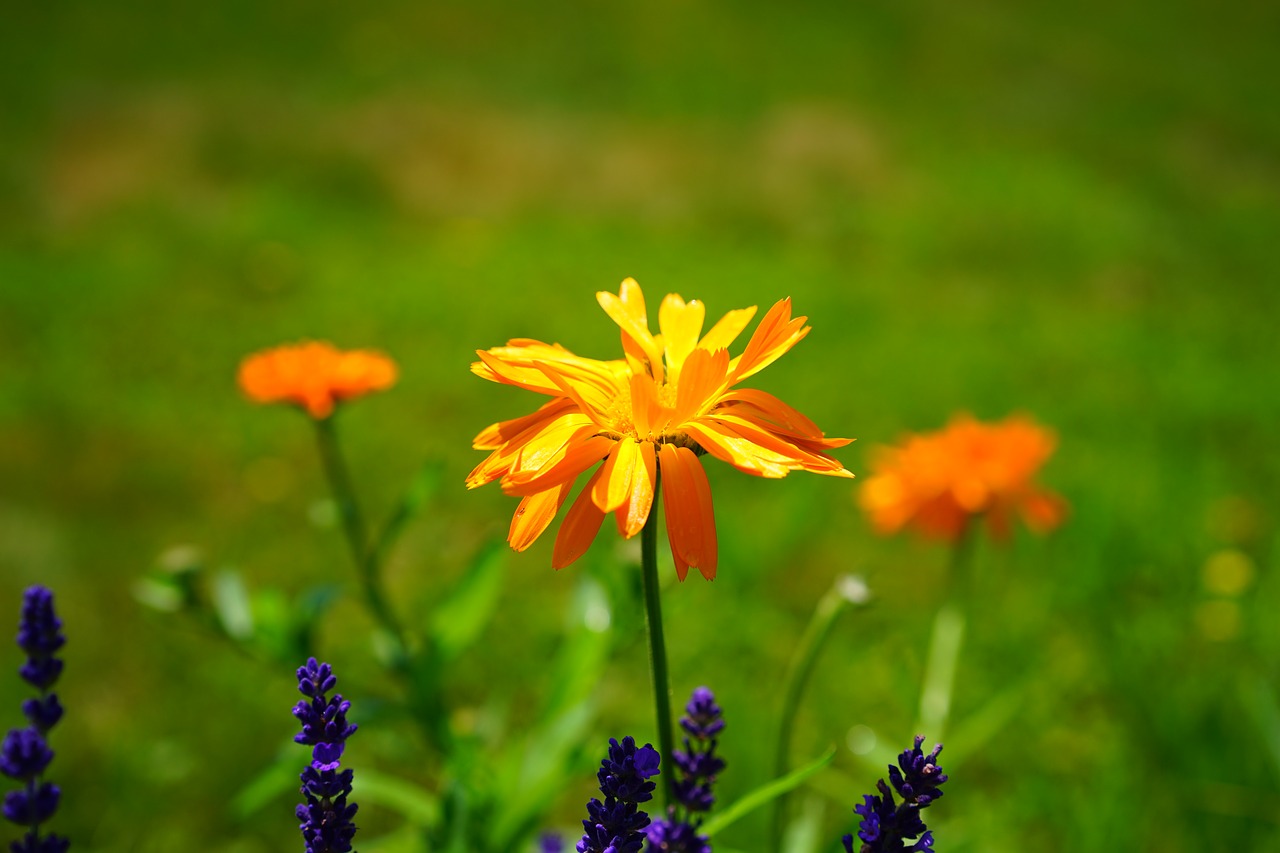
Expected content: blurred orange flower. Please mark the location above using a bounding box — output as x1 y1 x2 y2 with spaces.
470 278 853 579
859 414 1067 542
238 341 397 419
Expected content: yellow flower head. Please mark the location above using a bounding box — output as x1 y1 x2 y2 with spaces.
469 278 853 579
859 413 1067 542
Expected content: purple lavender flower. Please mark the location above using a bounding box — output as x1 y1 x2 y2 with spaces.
577 736 661 853
4 587 69 853
646 686 724 853
293 658 358 853
842 736 947 853
644 818 711 853
538 832 565 853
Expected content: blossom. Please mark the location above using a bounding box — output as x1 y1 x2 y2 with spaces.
671 687 725 813
4 587 69 853
645 687 724 853
859 414 1066 542
842 736 947 853
577 736 661 853
239 341 397 419
470 278 853 578
293 658 358 853
645 819 711 853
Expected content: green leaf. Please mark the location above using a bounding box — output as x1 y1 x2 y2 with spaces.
1241 673 1280 777
915 602 966 738
355 823 430 853
356 768 442 827
430 543 507 660
211 569 254 641
250 586 293 662
374 458 445 563
488 578 612 849
781 794 826 853
230 750 296 820
700 745 837 838
131 577 185 613
538 577 614 722
943 683 1025 770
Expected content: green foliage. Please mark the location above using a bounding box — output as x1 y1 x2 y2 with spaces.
1 0 1278 850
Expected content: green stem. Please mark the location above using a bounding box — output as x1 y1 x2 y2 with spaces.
915 522 976 738
640 476 677 809
769 575 866 853
313 415 407 660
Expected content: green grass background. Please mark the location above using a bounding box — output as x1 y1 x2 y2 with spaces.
1 0 1278 849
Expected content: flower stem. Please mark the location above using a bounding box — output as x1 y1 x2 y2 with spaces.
915 523 976 737
640 478 677 808
313 415 407 662
769 575 866 853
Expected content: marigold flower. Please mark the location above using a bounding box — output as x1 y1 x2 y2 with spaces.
469 278 853 579
238 341 397 419
859 414 1067 542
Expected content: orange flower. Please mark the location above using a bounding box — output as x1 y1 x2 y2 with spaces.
859 414 1067 542
469 278 853 579
238 341 397 419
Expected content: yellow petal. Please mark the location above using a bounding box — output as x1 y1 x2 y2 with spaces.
615 440 657 538
472 397 577 450
468 412 593 489
598 281 665 383
658 293 705 382
507 417 597 478
684 421 794 478
591 438 639 513
698 305 757 352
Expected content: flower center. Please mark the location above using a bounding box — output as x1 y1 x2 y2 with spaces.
599 381 705 454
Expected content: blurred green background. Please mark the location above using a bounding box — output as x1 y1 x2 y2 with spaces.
2 0 1278 849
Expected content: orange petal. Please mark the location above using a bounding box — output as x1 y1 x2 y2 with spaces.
473 397 578 450
470 412 594 489
717 388 827 441
503 435 615 496
536 361 618 426
703 412 852 477
728 298 811 383
615 440 657 538
1020 489 1068 533
672 347 730 425
659 444 718 580
630 373 666 439
683 421 793 478
591 438 639 513
509 481 573 551
506 418 598 479
553 469 608 569
474 348 564 396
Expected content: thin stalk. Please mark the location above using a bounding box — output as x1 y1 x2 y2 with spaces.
313 415 407 660
640 475 677 808
915 522 976 738
769 575 866 853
